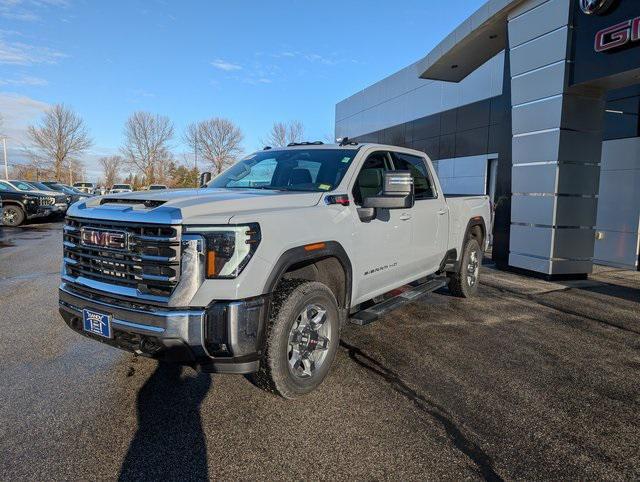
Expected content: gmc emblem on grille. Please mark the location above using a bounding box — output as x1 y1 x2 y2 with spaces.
80 228 128 250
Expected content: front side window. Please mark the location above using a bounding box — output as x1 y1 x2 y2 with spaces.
0 181 12 191
209 148 356 192
352 151 392 206
391 152 436 200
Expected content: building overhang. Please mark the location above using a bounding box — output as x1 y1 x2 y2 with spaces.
416 0 523 82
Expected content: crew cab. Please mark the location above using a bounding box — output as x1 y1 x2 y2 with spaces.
58 143 490 398
0 180 59 226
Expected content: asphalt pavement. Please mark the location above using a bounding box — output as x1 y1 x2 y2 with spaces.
0 221 639 480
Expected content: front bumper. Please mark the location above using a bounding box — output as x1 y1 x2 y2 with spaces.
58 282 268 374
27 205 55 219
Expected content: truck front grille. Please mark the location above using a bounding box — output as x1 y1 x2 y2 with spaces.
63 218 181 298
39 196 55 206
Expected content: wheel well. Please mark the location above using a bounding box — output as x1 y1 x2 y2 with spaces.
282 257 347 308
1 201 24 209
466 220 485 247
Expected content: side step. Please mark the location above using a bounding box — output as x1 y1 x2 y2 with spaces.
349 277 447 326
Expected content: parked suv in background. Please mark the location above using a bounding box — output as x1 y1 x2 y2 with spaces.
59 142 490 398
10 180 68 217
0 180 58 226
110 183 133 193
73 182 95 194
41 181 92 204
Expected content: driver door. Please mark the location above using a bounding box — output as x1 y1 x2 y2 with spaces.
349 151 414 305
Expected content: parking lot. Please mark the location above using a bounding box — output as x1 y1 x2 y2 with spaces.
1 221 639 480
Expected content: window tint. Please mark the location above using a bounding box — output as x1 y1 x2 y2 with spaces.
13 182 34 191
352 151 391 205
0 182 11 191
391 152 436 199
210 149 355 192
226 158 277 188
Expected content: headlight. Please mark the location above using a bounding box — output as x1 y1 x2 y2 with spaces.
184 224 260 279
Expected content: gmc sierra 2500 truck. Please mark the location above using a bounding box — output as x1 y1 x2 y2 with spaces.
59 142 490 398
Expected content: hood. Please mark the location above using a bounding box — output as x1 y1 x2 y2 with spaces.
72 188 323 224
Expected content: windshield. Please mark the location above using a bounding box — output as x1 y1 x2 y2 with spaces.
113 184 131 189
208 148 357 192
74 182 93 187
149 185 166 190
11 181 38 191
27 181 54 191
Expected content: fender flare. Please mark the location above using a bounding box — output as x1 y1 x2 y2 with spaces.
463 217 487 248
262 241 353 309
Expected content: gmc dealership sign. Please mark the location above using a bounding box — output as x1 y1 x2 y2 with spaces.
595 16 640 52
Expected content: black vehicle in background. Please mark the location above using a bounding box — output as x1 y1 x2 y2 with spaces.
0 180 58 227
10 180 68 218
40 181 92 204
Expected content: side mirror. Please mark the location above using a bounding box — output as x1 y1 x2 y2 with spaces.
363 171 414 210
199 172 212 187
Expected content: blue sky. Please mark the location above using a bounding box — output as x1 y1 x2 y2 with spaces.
1 0 483 180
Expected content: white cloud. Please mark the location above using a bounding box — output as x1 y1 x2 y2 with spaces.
211 58 242 71
0 75 48 86
0 91 49 163
0 34 67 65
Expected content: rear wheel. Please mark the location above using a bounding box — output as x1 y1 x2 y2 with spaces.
250 280 340 399
2 205 26 227
448 238 482 298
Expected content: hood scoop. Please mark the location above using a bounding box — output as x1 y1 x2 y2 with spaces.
99 198 166 209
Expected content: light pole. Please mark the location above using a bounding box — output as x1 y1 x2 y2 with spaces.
2 137 7 180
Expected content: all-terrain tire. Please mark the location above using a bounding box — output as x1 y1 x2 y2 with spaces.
448 238 482 298
2 205 26 227
250 279 340 399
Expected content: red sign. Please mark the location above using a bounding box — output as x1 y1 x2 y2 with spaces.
595 16 640 52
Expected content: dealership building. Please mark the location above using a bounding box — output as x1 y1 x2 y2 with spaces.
335 0 640 276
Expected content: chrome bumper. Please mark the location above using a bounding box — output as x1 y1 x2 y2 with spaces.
58 283 266 374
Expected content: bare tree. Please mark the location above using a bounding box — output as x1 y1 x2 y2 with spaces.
182 122 200 170
121 111 174 184
26 104 93 181
262 120 305 147
99 155 123 188
183 118 243 174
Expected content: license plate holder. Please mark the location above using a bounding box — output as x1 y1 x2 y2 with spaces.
82 308 113 339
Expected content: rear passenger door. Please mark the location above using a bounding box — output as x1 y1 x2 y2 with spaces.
391 151 449 275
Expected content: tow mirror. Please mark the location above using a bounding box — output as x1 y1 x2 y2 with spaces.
363 171 414 210
199 172 212 187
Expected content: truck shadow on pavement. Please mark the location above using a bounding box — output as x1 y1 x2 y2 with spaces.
118 362 211 482
339 340 504 482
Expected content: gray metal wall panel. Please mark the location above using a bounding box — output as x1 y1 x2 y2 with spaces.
507 0 571 48
510 26 569 76
512 95 563 135
511 61 566 106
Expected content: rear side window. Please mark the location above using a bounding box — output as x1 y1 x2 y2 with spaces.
391 152 436 200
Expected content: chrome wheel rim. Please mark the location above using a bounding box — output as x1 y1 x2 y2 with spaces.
288 303 332 379
3 208 17 226
466 250 480 287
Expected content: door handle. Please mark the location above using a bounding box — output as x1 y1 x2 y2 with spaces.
400 213 412 221
438 210 447 216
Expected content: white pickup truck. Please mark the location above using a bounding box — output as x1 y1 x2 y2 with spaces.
59 142 490 398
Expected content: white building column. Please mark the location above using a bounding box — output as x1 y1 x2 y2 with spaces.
507 0 605 276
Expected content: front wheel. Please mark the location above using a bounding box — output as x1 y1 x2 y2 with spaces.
250 280 340 399
2 205 26 227
448 238 482 298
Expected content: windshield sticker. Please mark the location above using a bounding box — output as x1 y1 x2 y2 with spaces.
318 184 331 191
341 157 351 163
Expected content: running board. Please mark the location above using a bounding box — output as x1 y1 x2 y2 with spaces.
349 277 447 326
